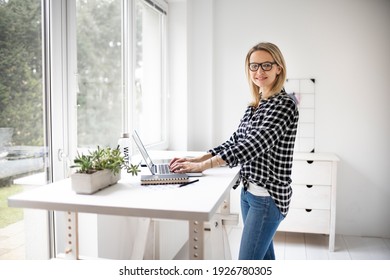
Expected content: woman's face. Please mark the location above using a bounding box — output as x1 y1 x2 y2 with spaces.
249 50 281 93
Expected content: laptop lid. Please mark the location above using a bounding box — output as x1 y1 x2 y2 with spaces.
132 130 156 175
132 130 203 177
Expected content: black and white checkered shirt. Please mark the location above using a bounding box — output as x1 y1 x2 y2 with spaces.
209 92 299 216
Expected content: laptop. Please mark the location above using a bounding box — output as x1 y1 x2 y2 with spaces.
132 130 202 177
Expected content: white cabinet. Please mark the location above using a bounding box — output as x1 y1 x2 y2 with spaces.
278 153 339 251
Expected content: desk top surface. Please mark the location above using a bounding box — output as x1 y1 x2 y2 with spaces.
8 151 240 221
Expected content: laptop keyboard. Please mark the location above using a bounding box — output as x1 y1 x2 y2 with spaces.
157 164 171 174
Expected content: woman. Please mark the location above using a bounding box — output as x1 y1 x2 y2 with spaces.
169 42 299 260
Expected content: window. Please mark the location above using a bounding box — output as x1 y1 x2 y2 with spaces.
133 0 167 146
75 0 122 148
0 0 50 260
74 0 167 150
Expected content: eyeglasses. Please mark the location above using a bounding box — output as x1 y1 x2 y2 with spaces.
249 62 277 72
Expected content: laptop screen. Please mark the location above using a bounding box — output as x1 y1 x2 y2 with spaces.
132 130 155 174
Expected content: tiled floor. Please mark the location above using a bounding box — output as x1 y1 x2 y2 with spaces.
1 221 390 260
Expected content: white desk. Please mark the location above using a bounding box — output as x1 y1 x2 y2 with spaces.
8 151 240 260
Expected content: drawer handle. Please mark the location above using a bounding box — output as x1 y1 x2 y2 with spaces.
305 209 312 212
306 160 314 164
306 185 313 188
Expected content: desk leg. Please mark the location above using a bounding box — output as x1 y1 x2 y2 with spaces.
144 220 160 260
209 216 225 259
189 217 234 260
329 232 335 252
189 220 205 259
64 211 79 260
209 193 237 259
188 195 238 260
131 218 160 260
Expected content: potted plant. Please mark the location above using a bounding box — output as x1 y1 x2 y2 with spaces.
70 146 140 194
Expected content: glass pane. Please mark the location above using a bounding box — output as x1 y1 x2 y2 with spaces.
134 0 164 145
0 0 48 260
76 0 122 149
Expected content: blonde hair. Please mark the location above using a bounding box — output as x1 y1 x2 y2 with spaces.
245 42 287 107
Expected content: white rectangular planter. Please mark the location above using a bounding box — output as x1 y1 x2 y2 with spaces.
71 169 121 194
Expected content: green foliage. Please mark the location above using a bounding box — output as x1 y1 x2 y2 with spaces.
76 0 122 148
126 163 141 176
0 185 23 229
71 146 140 176
0 0 43 146
71 152 94 174
92 146 123 175
0 0 123 148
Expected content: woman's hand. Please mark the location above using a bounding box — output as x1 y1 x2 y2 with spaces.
169 154 212 173
169 157 204 173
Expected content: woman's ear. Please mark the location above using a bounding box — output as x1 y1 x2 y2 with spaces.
276 65 282 75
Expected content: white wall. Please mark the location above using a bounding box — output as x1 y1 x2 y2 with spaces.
168 0 390 238
167 0 188 150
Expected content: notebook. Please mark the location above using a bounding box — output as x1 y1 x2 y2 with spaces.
132 130 202 177
140 174 189 185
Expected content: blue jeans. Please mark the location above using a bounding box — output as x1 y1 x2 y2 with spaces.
238 188 284 260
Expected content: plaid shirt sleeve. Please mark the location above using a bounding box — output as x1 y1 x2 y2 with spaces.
209 93 299 216
208 106 253 156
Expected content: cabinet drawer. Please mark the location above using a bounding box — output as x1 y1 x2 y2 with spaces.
291 160 332 185
290 185 331 210
278 209 330 234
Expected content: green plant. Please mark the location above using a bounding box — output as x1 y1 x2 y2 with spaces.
71 146 140 176
71 152 94 174
91 146 123 175
0 185 24 229
127 163 141 176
